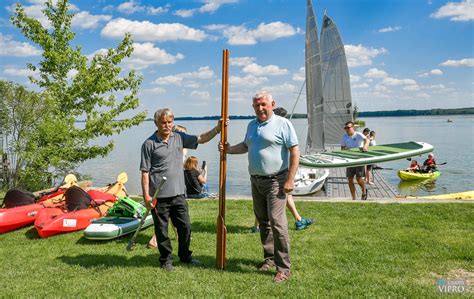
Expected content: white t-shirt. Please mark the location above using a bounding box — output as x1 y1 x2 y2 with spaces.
341 132 366 149
369 139 376 146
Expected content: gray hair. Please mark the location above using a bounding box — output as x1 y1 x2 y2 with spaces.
154 108 174 124
252 91 273 102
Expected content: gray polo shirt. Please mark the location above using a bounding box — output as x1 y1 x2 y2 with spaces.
140 131 198 198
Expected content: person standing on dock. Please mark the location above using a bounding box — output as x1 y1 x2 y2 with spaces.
341 121 370 200
220 91 299 283
140 108 222 271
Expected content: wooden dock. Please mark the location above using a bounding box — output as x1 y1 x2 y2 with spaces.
323 168 399 200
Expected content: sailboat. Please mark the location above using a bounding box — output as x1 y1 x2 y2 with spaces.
320 13 353 149
298 6 434 169
293 0 329 196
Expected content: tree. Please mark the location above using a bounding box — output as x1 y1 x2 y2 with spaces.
353 103 359 121
0 81 53 188
10 0 146 190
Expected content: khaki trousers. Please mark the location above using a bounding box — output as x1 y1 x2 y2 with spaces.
250 170 291 272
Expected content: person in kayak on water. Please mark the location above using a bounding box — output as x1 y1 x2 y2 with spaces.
341 121 370 200
140 108 223 271
406 160 420 172
423 153 437 173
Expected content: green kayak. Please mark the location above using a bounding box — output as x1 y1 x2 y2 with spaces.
398 170 441 181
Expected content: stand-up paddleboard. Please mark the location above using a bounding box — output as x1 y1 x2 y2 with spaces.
300 142 433 168
405 191 474 200
84 214 154 240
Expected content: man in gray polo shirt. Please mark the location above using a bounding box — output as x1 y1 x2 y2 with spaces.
221 91 300 283
141 108 222 271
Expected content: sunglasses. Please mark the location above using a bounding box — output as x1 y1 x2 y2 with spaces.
344 126 353 129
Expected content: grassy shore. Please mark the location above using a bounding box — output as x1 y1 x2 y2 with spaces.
0 200 472 297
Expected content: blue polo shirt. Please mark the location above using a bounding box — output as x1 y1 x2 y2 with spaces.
244 115 299 176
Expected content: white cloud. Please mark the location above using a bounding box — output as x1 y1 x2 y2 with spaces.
154 66 215 85
418 69 444 77
364 68 388 78
173 9 197 18
72 11 111 29
229 75 268 86
0 34 41 57
403 85 420 91
3 66 39 77
378 26 401 33
430 0 474 22
423 84 446 90
230 56 256 66
118 1 144 14
174 0 238 18
142 87 167 94
374 84 389 92
344 44 388 67
381 77 417 86
242 63 288 76
8 1 109 30
293 67 305 81
125 43 184 69
206 22 299 45
101 18 207 42
200 0 239 13
415 92 430 99
117 1 169 15
353 83 369 89
439 58 474 67
261 83 296 95
190 90 210 99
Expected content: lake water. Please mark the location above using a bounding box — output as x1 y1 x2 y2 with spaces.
78 115 474 197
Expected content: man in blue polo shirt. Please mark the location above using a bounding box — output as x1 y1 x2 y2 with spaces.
140 108 222 271
221 91 299 283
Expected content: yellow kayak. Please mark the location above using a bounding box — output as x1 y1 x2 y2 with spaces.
398 170 441 181
407 191 474 200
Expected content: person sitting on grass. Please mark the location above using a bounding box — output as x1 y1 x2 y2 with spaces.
406 160 420 172
184 156 212 199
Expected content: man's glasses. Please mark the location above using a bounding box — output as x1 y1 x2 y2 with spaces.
344 126 353 130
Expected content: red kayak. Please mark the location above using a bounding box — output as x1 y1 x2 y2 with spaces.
34 189 121 238
0 189 68 233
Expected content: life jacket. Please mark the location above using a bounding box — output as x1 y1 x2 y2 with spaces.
107 197 146 218
2 189 36 208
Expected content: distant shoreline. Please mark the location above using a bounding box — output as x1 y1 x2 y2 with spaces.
145 107 473 121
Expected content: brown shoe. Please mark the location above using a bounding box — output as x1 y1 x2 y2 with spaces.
258 259 275 272
273 271 291 283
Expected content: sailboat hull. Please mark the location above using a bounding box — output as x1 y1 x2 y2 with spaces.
294 168 329 196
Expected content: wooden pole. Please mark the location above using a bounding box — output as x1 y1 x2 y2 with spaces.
216 49 229 270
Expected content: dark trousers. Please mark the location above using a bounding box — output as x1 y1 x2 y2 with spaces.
150 194 192 265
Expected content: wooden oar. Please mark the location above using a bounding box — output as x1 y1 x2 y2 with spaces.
216 49 229 270
127 177 167 251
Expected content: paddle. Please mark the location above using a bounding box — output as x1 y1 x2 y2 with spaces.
126 177 167 252
216 49 229 270
32 174 77 197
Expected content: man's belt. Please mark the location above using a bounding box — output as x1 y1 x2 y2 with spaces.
251 169 288 180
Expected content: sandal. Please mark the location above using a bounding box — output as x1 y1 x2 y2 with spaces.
361 191 368 200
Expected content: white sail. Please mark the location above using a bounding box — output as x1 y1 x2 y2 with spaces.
320 14 353 149
305 0 324 154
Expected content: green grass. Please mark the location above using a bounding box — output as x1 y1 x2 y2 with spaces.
0 200 473 297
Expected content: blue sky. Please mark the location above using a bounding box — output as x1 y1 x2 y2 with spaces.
0 0 473 117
